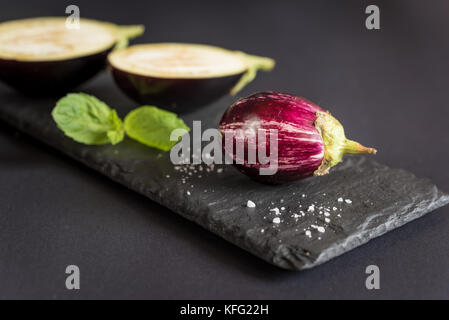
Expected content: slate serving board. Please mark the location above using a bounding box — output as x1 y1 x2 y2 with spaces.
1 81 448 271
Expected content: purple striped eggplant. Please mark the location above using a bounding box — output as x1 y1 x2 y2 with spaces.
218 91 377 184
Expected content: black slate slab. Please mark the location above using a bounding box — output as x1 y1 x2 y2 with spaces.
1 84 448 271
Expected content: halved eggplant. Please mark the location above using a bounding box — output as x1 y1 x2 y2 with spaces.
0 17 143 95
108 43 275 112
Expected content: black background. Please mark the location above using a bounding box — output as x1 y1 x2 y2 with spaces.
0 0 448 299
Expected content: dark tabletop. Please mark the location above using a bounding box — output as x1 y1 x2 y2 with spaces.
1 0 448 299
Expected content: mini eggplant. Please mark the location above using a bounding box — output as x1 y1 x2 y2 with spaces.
0 17 143 95
219 92 377 184
108 43 275 112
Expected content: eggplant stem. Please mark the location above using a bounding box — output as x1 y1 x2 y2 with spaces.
117 25 145 39
343 139 377 155
230 53 275 95
114 25 145 50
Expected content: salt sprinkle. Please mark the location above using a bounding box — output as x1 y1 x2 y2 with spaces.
270 208 281 215
307 205 315 212
186 191 191 196
272 217 281 224
305 230 312 238
338 197 344 202
325 218 331 223
311 225 326 233
247 200 256 208
345 199 352 204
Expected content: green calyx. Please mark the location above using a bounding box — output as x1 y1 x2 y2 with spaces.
313 111 377 176
230 52 275 95
114 25 145 50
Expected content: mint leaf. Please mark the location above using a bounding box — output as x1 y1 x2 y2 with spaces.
52 93 124 145
107 110 125 145
124 106 190 151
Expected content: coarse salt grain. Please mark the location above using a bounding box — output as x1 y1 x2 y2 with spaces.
270 208 281 215
272 217 281 224
338 197 344 202
345 199 352 204
311 225 325 233
247 200 256 208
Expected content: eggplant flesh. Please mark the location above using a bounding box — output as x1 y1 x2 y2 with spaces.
108 43 274 112
0 17 142 95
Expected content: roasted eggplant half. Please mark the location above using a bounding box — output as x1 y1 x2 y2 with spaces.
108 43 275 112
0 17 143 95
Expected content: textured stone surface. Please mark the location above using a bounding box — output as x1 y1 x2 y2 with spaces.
0 91 448 271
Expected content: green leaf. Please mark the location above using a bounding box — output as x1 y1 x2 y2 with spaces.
107 110 125 145
124 106 190 151
52 93 124 145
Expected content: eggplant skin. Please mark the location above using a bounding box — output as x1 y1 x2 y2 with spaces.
111 67 243 113
0 48 112 96
219 92 326 184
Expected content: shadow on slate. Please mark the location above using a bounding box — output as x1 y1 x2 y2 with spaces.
0 86 448 271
